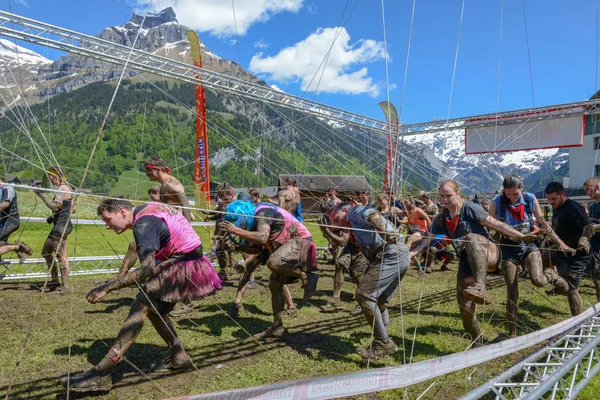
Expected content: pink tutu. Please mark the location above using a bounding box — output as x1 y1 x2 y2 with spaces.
306 241 318 271
146 256 222 303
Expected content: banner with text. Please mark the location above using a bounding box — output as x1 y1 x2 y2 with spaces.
465 113 585 154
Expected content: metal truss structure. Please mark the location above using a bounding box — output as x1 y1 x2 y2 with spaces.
0 248 330 281
3 11 600 137
462 315 600 400
0 255 122 280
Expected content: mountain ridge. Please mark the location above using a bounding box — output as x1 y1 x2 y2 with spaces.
0 8 568 194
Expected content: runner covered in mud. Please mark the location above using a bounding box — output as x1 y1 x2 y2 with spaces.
329 202 410 360
544 182 593 317
411 179 543 346
119 156 196 315
0 178 32 263
319 202 369 315
61 198 221 393
33 166 73 294
221 201 318 340
490 174 569 337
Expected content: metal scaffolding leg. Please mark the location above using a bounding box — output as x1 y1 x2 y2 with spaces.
461 315 600 400
0 248 331 281
0 255 124 280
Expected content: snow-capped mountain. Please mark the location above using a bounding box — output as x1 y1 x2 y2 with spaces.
0 38 52 104
0 38 52 67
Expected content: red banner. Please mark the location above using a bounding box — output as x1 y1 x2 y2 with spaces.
379 101 399 193
188 31 210 201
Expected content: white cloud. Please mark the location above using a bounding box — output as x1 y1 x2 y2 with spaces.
307 3 317 14
249 27 385 97
133 0 304 37
254 39 270 49
14 0 29 6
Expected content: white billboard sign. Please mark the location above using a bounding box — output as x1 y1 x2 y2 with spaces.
465 113 584 154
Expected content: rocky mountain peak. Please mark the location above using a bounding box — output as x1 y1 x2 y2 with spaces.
99 7 186 52
130 7 178 29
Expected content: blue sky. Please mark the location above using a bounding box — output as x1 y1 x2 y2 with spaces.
2 0 599 124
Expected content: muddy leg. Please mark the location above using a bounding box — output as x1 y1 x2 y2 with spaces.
234 257 261 304
56 239 70 289
356 293 388 341
94 298 149 373
463 233 498 303
525 251 546 287
502 260 519 337
269 274 286 325
332 258 347 300
567 288 583 316
457 278 482 345
146 308 183 357
283 285 295 309
380 305 389 329
42 237 60 284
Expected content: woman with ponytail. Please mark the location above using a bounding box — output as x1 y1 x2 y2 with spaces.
490 174 569 337
33 166 73 294
413 179 542 345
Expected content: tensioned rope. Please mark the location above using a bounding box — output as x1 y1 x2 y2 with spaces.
392 0 417 198
4 3 154 397
134 98 149 200
2 4 592 398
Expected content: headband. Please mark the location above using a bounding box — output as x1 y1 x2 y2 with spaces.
145 164 171 174
46 168 67 181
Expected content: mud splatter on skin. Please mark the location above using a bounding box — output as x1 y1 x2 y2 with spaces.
456 278 482 345
94 298 180 374
503 261 519 337
568 289 583 316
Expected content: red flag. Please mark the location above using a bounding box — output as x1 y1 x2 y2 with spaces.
188 30 210 202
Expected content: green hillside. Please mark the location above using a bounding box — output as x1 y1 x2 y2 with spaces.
0 80 397 197
109 169 157 198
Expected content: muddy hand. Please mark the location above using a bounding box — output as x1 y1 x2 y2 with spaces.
521 229 545 242
87 286 108 303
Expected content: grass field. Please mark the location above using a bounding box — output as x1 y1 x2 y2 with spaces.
2 258 600 399
1 189 600 399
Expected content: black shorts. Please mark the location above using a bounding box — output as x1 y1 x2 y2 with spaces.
499 240 539 266
49 222 72 240
551 250 592 290
0 217 19 243
337 242 369 279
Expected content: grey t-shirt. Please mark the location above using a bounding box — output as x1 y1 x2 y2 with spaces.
431 202 490 239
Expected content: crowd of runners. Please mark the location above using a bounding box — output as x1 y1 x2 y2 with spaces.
1 158 599 394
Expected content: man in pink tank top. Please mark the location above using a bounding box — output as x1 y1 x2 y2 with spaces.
61 199 221 394
222 201 318 340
